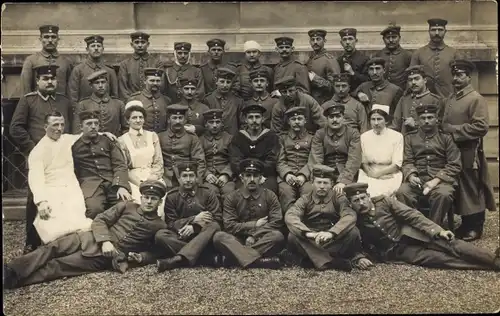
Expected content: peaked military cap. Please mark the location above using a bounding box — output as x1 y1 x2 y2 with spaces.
239 158 264 174
84 35 104 45
139 180 167 197
274 37 294 46
380 24 401 36
178 76 199 87
405 65 426 77
323 102 345 116
130 31 150 41
450 59 476 75
79 110 100 122
249 69 271 81
308 29 327 38
427 18 448 27
366 57 386 68
275 76 297 90
174 42 192 51
39 24 59 34
415 104 439 116
332 73 351 83
144 68 164 77
312 164 337 179
216 67 236 80
241 102 267 115
34 64 59 76
285 106 307 118
87 69 108 83
203 109 224 121
177 161 198 174
166 104 189 115
339 28 357 38
344 183 369 198
207 38 226 48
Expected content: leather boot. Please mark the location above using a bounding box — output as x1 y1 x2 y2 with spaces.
157 255 185 273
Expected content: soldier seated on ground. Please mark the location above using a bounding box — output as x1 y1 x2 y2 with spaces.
213 159 285 269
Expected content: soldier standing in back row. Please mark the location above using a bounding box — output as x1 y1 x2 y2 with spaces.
69 35 119 103
245 68 277 129
118 32 163 101
200 39 227 95
306 29 341 104
164 42 205 103
20 25 73 97
273 37 310 96
337 28 369 91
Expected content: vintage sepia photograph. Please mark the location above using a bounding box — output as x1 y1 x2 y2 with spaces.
2 1 499 314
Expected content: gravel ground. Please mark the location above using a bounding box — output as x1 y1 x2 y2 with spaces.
3 211 500 315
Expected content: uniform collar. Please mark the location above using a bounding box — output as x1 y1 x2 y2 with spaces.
133 52 150 60
332 95 351 103
240 128 270 141
311 48 327 59
207 59 221 70
369 80 389 91
418 127 438 139
91 93 110 103
85 57 105 69
427 42 446 51
204 132 223 141
253 92 270 101
240 187 263 199
167 127 186 138
142 89 162 99
173 63 191 71
40 49 59 58
382 46 402 55
244 60 262 70
129 128 144 136
455 85 474 100
80 134 101 144
215 90 229 99
327 124 346 137
179 187 197 198
312 190 333 204
138 207 161 219
341 49 358 59
412 89 430 99
279 58 294 67
288 129 307 140
37 91 56 101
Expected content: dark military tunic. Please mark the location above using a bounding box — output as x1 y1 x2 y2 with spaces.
10 91 72 155
285 190 364 268
337 50 370 91
200 60 225 95
325 95 369 133
354 79 403 116
232 61 274 100
127 90 171 133
244 93 277 129
7 202 167 287
68 58 119 103
157 128 206 188
73 94 125 136
19 50 73 97
374 46 412 90
397 128 462 225
357 196 497 270
273 58 310 94
306 125 362 184
391 90 443 135
306 49 341 104
118 53 163 101
164 64 205 103
271 91 326 135
199 131 233 179
441 85 497 215
178 99 211 136
72 134 131 219
203 91 244 136
410 42 462 98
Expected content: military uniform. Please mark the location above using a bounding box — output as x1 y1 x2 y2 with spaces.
4 181 168 288
68 35 118 103
442 65 497 235
200 38 227 94
155 176 222 267
213 159 285 267
244 68 277 129
347 185 498 271
158 105 206 189
396 105 462 227
118 31 163 100
306 107 361 185
285 166 364 270
273 59 310 95
277 107 314 212
322 96 368 133
73 94 125 136
271 77 326 135
392 90 443 135
233 61 274 101
72 124 131 219
176 77 210 136
127 89 171 133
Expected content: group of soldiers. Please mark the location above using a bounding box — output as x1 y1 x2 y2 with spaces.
3 17 499 289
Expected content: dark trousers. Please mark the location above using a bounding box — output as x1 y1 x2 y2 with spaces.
393 237 497 270
204 181 236 202
278 181 313 214
396 182 455 228
287 227 363 269
85 181 120 219
155 222 221 266
460 212 486 233
212 228 285 267
8 232 111 287
25 188 42 249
